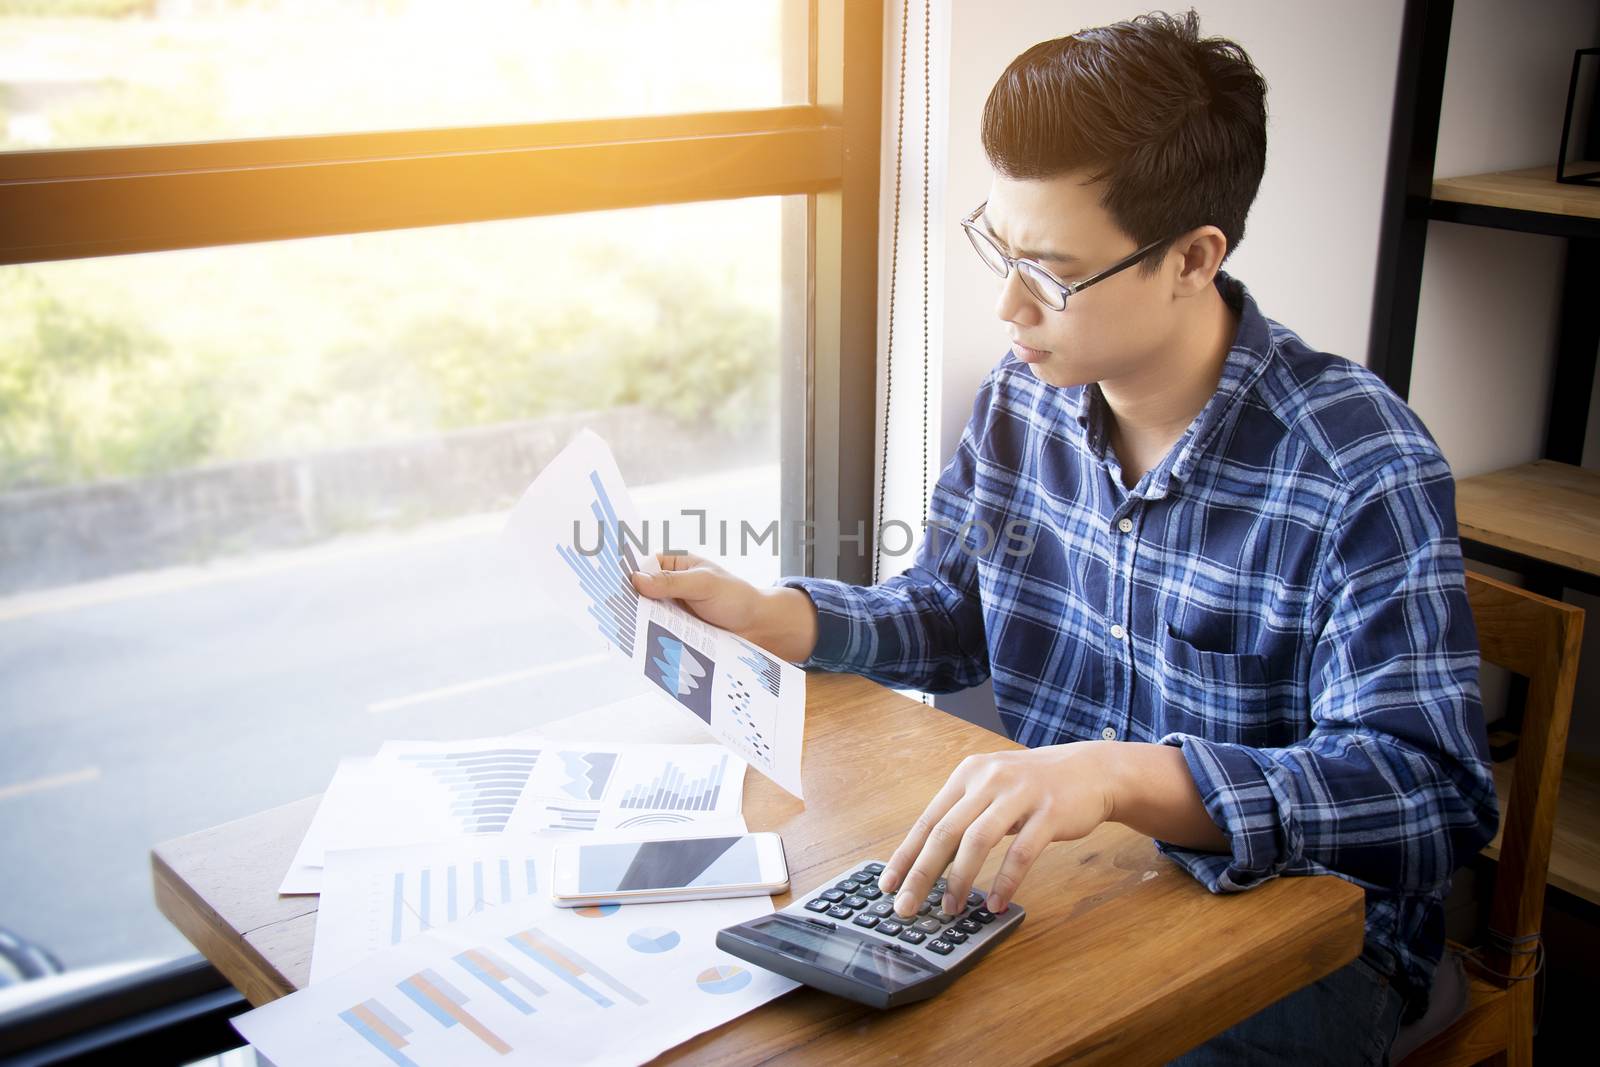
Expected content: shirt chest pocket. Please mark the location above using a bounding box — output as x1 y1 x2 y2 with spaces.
1153 622 1295 747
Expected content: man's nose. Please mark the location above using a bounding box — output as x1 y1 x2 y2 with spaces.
994 268 1041 327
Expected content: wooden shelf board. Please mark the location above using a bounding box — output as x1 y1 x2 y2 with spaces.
1456 461 1600 579
1486 753 1600 907
1432 165 1600 221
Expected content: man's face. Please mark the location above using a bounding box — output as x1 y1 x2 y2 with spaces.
979 170 1177 389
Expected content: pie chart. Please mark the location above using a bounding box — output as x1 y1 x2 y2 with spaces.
627 927 681 954
575 904 620 918
696 965 752 995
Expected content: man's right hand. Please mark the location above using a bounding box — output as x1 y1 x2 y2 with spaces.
629 553 819 664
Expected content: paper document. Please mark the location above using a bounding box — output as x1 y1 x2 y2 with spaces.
505 429 807 798
280 740 746 895
239 864 797 1066
311 819 749 983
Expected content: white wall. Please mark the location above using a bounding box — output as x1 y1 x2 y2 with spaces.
1410 0 1599 480
876 0 1600 736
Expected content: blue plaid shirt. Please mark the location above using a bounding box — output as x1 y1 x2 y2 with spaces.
778 272 1498 1015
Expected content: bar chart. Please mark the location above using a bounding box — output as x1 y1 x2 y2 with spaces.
396 969 510 1054
506 927 648 1009
617 753 730 812
387 857 540 945
555 470 643 657
339 998 417 1067
394 748 541 835
735 639 783 698
453 947 547 1015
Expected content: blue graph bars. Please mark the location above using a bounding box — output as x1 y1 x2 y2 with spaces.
396 969 511 1054
395 748 541 833
454 947 547 1015
736 641 783 697
387 857 539 944
556 470 643 656
618 754 729 811
340 998 417 1067
506 927 648 1009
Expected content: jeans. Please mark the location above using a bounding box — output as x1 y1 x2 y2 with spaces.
1168 951 1406 1066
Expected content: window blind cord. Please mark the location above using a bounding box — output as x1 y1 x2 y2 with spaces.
874 0 933 588
874 0 910 589
874 0 934 708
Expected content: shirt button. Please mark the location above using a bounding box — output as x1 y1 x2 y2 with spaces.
1118 518 1133 533
1101 726 1118 741
1109 623 1127 641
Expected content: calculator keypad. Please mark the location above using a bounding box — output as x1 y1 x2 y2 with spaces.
782 861 1016 965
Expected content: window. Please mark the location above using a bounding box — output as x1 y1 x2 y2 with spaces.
1 1 795 150
0 0 880 1052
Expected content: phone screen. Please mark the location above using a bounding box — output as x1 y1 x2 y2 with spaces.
577 835 764 893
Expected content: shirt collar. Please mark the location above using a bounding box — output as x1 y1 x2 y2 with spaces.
1072 270 1273 500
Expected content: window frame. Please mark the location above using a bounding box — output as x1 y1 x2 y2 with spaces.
0 0 881 1058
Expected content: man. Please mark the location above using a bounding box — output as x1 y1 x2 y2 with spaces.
630 10 1497 1063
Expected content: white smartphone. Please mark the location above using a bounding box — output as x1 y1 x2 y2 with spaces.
550 832 789 907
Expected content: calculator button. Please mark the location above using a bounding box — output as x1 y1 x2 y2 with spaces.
804 898 831 912
925 890 944 905
931 911 956 924
869 901 896 917
850 871 874 883
966 890 986 908
853 913 880 929
859 885 883 900
898 929 927 944
865 862 886 874
926 939 954 955
917 901 933 915
956 918 982 935
835 880 861 893
845 895 868 909
821 889 845 903
913 917 942 934
971 908 997 924
827 905 854 920
933 878 948 892
877 920 905 937
942 929 968 944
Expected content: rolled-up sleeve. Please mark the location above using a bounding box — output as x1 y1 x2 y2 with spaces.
774 372 997 694
1154 450 1500 895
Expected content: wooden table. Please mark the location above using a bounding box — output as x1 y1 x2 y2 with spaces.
153 672 1366 1065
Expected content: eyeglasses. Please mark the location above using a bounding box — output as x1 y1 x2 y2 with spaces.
961 201 1168 312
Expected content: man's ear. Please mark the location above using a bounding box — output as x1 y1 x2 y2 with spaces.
1170 225 1229 298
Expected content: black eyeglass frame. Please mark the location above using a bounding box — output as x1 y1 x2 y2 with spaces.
961 201 1170 311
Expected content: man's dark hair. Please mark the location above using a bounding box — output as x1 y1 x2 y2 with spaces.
980 9 1267 272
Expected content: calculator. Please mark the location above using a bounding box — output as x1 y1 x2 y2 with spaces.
715 860 1025 1008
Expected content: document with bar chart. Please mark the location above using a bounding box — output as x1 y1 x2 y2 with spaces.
236 861 797 1067
310 818 748 983
279 740 746 895
505 428 807 798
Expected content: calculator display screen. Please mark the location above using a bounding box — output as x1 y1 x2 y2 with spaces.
740 915 938 991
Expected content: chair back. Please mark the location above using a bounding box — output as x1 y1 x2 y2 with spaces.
1465 570 1584 982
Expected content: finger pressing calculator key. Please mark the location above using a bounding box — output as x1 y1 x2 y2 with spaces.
715 859 1025 1009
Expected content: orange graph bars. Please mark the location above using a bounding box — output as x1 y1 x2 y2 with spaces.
397 968 512 1055
506 927 648 1008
